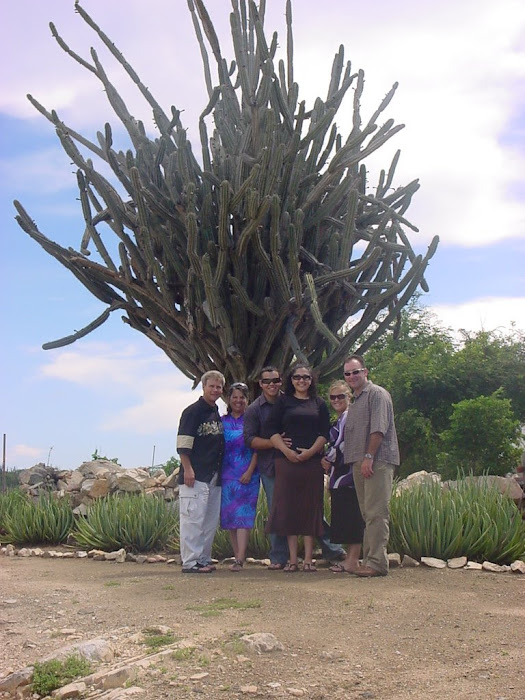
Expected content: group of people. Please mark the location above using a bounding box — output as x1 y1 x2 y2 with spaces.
176 354 399 578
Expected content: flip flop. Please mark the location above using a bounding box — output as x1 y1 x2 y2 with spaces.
329 563 358 574
302 562 317 572
283 562 299 572
182 564 213 574
267 562 286 570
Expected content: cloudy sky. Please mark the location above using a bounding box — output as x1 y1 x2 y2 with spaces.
1 0 524 470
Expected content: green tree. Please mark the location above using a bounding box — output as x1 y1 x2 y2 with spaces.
365 300 525 476
440 391 522 477
14 1 437 387
452 328 525 421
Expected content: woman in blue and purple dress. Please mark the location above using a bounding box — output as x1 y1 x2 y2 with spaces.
220 383 259 572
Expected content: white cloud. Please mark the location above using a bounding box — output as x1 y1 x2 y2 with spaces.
10 444 45 460
2 0 524 250
39 340 198 435
430 297 525 335
0 148 78 195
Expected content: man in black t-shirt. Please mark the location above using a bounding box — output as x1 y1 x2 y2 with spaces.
177 370 225 573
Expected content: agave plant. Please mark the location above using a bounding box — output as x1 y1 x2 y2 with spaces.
1 493 74 546
389 476 525 564
72 493 176 552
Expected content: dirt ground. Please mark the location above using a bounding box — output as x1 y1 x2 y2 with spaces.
0 553 524 699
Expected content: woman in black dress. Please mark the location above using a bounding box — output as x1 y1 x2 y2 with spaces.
321 380 364 573
266 363 330 572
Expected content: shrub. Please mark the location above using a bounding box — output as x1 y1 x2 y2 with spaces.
1 493 73 546
72 493 176 552
389 475 525 564
32 655 91 696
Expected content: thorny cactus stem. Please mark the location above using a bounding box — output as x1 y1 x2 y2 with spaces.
14 0 438 388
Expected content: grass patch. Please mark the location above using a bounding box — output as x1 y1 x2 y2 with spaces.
186 597 261 615
142 632 176 650
32 655 91 696
171 647 195 660
104 581 121 587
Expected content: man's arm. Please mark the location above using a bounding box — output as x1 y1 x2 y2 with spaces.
177 404 198 487
179 453 196 487
243 404 273 450
361 432 384 479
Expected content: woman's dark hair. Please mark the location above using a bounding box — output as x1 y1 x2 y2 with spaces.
283 362 318 397
226 382 249 413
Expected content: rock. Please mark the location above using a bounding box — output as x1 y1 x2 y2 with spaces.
510 560 525 573
286 689 305 697
81 478 110 499
445 475 523 505
66 470 84 492
105 549 127 563
74 551 88 558
103 687 144 698
241 633 284 653
190 672 209 680
465 561 483 570
0 667 33 694
88 549 106 558
396 470 442 491
420 557 446 569
387 553 401 568
112 473 143 493
17 548 31 558
240 685 258 694
482 561 508 573
41 638 115 664
447 556 467 569
401 555 419 568
85 666 134 690
163 471 179 488
51 680 87 698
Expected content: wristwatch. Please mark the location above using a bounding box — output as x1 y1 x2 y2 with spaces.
364 453 374 460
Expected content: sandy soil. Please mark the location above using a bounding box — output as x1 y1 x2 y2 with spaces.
0 554 523 699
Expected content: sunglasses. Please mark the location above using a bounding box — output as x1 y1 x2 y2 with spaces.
329 393 348 401
260 377 282 385
344 369 366 377
230 382 248 390
292 374 312 381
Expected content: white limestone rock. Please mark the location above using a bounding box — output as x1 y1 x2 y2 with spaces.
482 561 508 573
241 633 284 653
510 560 525 573
387 553 402 568
420 557 446 569
51 681 87 698
465 561 483 570
447 556 467 569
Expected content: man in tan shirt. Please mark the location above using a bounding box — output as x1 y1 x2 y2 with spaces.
343 354 400 577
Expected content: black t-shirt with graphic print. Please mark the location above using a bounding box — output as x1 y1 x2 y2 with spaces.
176 397 224 484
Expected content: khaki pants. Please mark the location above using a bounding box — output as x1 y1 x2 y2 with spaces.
179 473 220 569
352 460 394 575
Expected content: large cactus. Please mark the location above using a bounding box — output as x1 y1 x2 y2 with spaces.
14 0 438 386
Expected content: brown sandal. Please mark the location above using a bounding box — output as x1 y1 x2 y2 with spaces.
283 562 299 572
302 562 317 572
229 559 243 572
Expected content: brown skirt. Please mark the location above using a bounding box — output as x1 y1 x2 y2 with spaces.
329 487 364 545
265 455 324 536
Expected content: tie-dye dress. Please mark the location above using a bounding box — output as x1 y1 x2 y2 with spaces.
220 413 260 529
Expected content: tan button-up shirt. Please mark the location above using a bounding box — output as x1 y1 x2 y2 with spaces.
343 381 400 466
